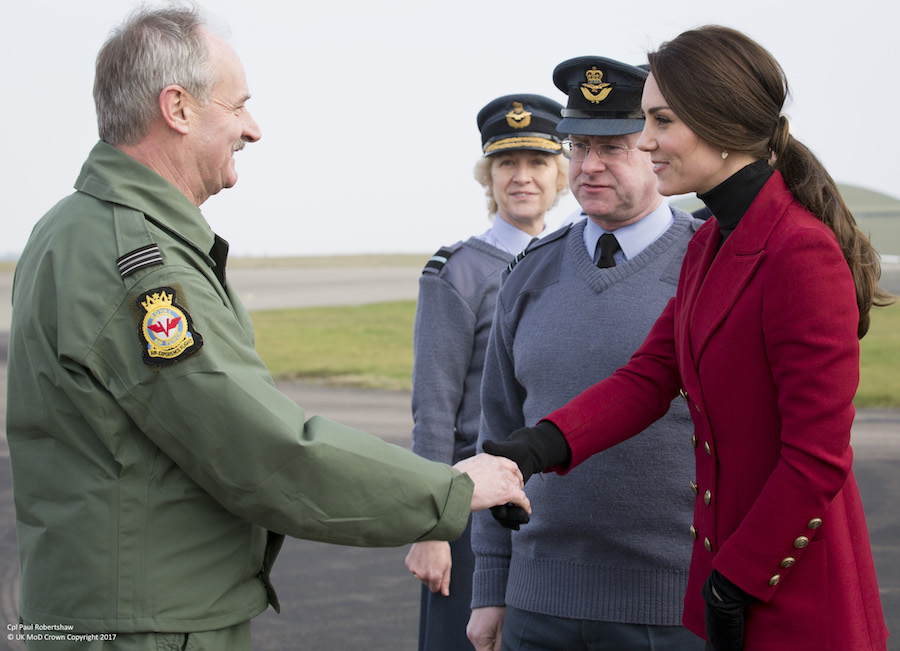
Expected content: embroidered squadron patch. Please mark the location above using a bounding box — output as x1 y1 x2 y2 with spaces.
137 287 203 366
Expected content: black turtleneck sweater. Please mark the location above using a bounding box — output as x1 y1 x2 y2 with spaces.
698 159 774 245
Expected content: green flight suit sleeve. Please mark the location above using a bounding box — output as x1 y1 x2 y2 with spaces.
86 263 473 547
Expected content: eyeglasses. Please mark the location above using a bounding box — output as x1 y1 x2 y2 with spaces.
561 139 638 162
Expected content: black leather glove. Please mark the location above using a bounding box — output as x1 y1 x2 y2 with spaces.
482 421 571 530
485 502 531 530
701 569 755 650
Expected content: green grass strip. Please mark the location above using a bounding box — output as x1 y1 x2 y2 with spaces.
251 301 416 390
858 301 900 407
252 300 900 407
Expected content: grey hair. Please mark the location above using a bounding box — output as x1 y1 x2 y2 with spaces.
93 4 216 145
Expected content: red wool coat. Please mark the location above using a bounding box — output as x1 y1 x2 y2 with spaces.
545 172 888 650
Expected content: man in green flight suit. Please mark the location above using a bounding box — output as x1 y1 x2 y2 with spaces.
5 6 529 650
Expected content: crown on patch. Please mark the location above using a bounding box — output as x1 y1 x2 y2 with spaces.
141 290 174 311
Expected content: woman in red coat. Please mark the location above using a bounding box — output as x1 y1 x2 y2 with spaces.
484 26 894 650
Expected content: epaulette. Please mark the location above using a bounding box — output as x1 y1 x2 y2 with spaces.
506 224 573 274
114 205 163 279
422 242 462 275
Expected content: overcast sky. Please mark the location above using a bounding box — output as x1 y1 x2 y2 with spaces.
3 0 897 258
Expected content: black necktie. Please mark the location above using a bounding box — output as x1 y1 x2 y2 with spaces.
595 233 620 268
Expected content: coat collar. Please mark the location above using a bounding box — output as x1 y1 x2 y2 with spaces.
682 171 796 362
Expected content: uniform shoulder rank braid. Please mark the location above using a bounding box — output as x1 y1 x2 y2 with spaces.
117 244 163 278
136 286 203 367
506 246 530 274
422 245 458 275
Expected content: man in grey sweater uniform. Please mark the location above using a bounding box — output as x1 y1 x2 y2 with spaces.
467 57 705 650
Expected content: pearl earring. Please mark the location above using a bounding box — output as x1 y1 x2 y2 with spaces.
721 151 729 159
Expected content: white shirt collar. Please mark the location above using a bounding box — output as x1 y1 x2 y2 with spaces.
583 200 673 263
477 216 546 255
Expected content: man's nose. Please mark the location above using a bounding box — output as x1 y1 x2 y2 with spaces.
242 110 261 142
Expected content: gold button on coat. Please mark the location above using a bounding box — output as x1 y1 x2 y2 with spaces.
691 433 698 448
690 481 699 495
808 518 823 529
780 557 795 568
794 536 810 549
690 525 698 539
704 441 712 455
704 490 712 506
768 574 781 586
704 537 712 551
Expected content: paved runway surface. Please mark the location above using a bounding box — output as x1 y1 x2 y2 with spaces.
0 261 898 650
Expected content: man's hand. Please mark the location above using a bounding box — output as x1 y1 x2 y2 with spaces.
454 453 531 514
479 422 571 529
467 606 505 651
405 540 452 596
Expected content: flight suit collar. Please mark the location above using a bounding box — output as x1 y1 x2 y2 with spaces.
75 140 218 262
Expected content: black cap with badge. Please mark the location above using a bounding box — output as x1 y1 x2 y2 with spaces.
476 94 565 156
553 56 648 136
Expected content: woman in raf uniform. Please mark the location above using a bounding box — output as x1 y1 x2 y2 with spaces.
483 26 894 650
404 94 568 651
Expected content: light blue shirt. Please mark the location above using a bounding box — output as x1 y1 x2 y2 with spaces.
583 201 674 264
477 216 546 255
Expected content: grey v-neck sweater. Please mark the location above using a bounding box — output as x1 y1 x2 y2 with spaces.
472 211 698 625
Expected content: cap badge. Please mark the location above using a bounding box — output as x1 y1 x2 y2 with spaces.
581 66 613 104
505 102 532 129
138 287 203 366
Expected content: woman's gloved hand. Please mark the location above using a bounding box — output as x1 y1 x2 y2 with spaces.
482 421 571 530
701 569 755 650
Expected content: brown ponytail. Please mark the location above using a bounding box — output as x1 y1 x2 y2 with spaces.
649 25 895 338
775 131 893 337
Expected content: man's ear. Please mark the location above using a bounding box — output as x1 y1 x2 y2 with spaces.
159 85 190 135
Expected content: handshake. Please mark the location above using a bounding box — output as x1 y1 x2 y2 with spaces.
457 421 571 530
